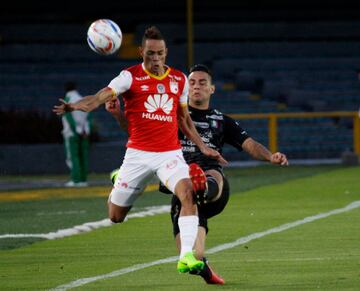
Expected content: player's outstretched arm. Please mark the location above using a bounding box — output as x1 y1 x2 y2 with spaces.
105 98 128 131
242 138 289 166
270 152 289 166
53 87 114 115
178 105 227 165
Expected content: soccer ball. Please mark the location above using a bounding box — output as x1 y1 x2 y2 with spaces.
87 19 122 55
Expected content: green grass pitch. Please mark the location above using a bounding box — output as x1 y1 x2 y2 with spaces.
0 165 359 290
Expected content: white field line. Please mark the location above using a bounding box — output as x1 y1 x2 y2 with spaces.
50 200 360 291
0 205 170 240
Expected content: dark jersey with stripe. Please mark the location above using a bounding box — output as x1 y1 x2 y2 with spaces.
180 106 250 171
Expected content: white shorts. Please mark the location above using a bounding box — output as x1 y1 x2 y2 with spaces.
110 148 189 207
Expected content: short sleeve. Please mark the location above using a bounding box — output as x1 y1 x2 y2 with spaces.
179 74 189 105
224 115 250 151
108 70 133 96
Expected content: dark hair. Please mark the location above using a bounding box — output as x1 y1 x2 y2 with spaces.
142 26 165 45
64 81 77 92
189 64 212 77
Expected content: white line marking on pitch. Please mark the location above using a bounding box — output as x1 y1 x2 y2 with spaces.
50 200 360 291
0 205 170 240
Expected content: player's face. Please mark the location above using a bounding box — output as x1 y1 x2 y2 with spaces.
140 39 167 76
188 71 215 107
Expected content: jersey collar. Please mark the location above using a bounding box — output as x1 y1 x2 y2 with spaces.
142 63 171 80
188 105 211 114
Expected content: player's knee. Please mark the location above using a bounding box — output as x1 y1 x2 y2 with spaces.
108 200 131 223
174 179 197 213
184 184 194 197
109 213 126 223
179 187 194 207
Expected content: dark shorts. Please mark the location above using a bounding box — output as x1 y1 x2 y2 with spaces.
170 175 230 236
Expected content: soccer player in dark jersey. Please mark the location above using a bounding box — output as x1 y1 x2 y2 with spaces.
107 64 288 285
161 64 288 284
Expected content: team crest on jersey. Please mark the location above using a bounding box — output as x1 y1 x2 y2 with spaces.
211 120 218 128
157 84 166 93
170 80 179 94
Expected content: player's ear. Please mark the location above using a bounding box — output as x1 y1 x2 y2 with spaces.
210 84 215 94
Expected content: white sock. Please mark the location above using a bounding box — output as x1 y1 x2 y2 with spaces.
178 215 199 258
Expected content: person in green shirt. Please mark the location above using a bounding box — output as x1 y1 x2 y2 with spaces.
62 82 92 187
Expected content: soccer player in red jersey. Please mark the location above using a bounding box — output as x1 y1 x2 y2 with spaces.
53 26 226 273
107 64 289 285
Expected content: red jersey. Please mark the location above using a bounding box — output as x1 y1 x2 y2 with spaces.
108 63 188 152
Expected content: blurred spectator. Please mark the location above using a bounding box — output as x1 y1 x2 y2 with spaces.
62 82 92 187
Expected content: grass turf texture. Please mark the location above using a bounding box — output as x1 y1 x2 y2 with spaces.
0 165 359 290
0 165 342 250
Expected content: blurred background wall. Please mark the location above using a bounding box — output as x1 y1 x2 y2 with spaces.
1 0 359 174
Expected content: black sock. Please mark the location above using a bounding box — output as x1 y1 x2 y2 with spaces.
205 175 219 202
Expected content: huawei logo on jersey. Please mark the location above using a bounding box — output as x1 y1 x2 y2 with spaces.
144 94 173 114
142 94 173 122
